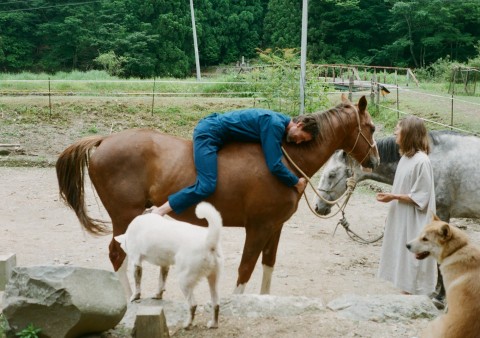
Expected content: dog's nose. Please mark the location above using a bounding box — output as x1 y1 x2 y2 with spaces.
406 243 411 250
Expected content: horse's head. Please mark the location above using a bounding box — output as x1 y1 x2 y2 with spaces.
341 95 380 170
314 150 353 215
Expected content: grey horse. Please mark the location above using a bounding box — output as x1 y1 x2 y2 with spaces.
315 131 480 223
315 131 480 307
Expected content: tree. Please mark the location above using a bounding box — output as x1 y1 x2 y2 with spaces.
264 0 301 48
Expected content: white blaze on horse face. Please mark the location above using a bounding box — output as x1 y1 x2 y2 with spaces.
314 151 351 214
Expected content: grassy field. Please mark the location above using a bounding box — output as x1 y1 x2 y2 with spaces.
1 71 479 167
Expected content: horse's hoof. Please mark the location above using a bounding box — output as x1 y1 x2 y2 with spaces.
130 294 140 302
207 320 218 329
152 293 163 300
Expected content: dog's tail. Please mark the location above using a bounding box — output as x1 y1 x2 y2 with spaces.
195 202 222 250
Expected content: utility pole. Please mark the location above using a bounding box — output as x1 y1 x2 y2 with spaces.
299 0 308 114
190 0 201 81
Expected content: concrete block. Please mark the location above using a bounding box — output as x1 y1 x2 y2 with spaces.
0 253 16 291
133 306 169 338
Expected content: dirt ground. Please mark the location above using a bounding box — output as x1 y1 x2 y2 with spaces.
0 94 479 337
2 166 479 337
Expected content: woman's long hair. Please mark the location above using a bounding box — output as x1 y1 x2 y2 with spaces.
398 116 430 157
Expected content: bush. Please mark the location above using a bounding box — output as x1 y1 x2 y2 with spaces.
240 48 330 115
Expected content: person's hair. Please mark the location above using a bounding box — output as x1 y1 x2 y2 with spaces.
293 115 319 139
397 116 430 157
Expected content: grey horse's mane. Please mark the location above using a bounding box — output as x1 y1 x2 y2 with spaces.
377 130 467 163
429 130 466 146
376 137 401 163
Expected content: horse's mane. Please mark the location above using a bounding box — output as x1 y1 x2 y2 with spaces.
377 130 467 163
376 136 401 163
308 102 354 144
429 130 465 146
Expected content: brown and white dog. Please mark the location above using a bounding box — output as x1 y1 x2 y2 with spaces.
406 214 480 338
115 202 223 329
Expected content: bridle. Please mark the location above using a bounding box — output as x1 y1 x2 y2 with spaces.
345 104 377 167
317 162 353 197
281 103 383 244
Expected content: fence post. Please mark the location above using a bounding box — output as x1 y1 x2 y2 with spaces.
395 70 399 119
376 83 380 114
451 69 456 130
370 76 375 112
151 77 156 116
348 76 353 102
48 77 52 115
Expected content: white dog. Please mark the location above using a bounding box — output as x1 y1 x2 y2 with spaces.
115 202 223 329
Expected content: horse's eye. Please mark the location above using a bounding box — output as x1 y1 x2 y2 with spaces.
371 125 376 133
328 172 336 179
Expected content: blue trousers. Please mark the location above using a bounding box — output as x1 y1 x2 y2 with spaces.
168 116 223 214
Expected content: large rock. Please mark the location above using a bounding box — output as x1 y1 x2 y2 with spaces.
327 294 439 322
2 266 127 338
219 294 324 317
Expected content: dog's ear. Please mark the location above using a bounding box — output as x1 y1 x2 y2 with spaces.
430 211 441 221
438 223 452 240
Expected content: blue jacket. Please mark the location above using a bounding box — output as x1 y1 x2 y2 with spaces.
197 108 299 186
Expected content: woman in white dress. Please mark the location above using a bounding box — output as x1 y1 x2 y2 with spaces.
376 116 437 295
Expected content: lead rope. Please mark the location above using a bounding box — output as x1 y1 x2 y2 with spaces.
281 146 356 219
334 211 384 244
281 146 384 244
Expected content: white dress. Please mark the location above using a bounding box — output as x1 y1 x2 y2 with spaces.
377 151 437 295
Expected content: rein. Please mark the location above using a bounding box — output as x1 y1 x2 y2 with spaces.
281 146 356 220
281 104 383 244
283 146 383 244
345 105 377 167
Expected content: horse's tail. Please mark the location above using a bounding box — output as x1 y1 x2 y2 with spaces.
56 135 111 235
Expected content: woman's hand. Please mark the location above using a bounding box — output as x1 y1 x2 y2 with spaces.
376 193 395 203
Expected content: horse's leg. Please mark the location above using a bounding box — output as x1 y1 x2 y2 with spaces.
233 225 271 294
260 226 283 294
108 209 145 299
115 251 131 299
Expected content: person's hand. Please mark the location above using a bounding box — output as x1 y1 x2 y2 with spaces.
294 177 307 194
143 206 158 214
150 207 163 215
376 193 395 203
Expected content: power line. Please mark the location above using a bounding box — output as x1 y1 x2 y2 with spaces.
0 1 101 13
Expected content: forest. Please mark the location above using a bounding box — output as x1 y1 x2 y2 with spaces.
0 0 479 78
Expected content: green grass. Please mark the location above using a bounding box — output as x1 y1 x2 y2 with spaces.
1 70 479 144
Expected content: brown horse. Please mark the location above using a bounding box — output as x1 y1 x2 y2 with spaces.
56 95 379 296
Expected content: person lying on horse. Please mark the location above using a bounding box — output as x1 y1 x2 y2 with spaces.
151 108 319 216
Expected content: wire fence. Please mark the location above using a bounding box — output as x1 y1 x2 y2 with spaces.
1 76 479 135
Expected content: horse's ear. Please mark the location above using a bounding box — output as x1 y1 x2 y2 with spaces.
358 96 367 112
341 93 349 103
